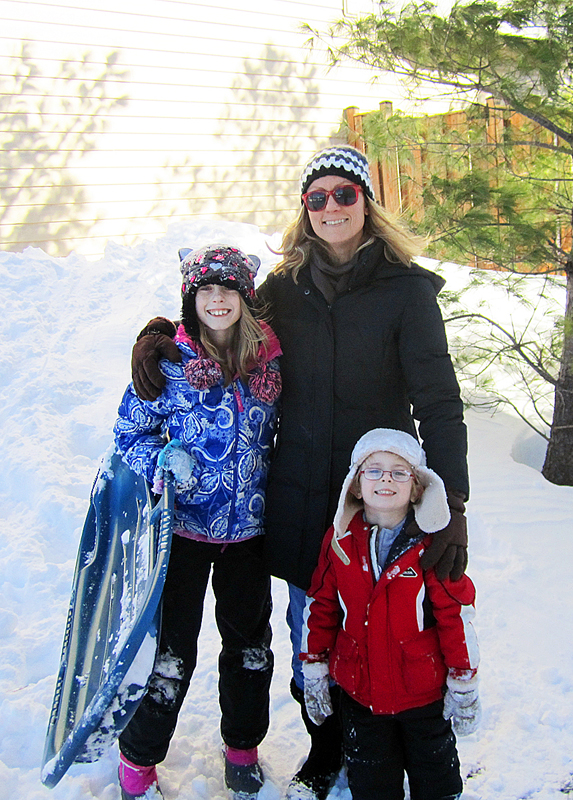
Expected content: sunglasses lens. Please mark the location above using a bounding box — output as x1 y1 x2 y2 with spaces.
305 191 327 211
334 185 359 206
303 185 361 211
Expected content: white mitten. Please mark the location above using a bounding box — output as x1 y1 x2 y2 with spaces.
302 661 333 727
154 439 196 492
443 669 481 736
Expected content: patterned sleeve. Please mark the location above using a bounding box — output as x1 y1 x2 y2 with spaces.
113 382 170 485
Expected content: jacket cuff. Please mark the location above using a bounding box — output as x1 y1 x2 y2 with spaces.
302 661 330 680
447 667 478 686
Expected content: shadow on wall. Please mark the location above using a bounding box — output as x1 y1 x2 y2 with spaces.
0 44 128 256
154 44 340 231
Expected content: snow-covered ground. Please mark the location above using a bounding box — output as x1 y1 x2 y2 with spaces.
1 220 573 800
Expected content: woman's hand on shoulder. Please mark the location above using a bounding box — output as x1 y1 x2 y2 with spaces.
132 318 181 401
417 490 468 581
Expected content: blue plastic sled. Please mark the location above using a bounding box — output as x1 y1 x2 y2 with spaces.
41 449 174 789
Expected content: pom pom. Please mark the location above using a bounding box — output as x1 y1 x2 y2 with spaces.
249 362 282 404
184 356 222 390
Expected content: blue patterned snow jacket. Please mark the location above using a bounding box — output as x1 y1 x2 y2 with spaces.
114 323 281 543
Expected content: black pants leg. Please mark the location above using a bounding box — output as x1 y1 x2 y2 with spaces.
342 692 406 800
341 693 462 800
213 536 273 749
119 535 273 765
399 701 462 800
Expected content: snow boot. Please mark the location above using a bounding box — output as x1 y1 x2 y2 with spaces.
286 679 344 800
119 753 163 800
224 746 265 800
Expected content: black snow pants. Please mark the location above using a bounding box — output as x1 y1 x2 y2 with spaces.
341 693 462 800
119 534 273 766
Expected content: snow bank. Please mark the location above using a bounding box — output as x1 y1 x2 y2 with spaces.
1 220 573 799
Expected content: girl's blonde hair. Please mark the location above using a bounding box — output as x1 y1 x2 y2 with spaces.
273 196 427 281
198 296 268 385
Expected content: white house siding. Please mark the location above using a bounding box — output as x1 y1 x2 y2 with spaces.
0 0 404 257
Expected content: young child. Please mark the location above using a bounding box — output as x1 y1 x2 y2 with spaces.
113 245 281 800
300 428 479 800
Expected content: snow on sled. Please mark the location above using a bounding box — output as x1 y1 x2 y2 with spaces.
41 448 174 789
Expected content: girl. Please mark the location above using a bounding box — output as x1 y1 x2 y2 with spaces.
131 146 469 800
113 245 281 800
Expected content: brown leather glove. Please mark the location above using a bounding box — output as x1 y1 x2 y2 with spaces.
131 317 181 401
416 490 468 581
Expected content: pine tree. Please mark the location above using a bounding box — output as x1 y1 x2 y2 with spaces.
307 0 573 484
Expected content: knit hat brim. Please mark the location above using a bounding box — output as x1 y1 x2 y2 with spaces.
300 146 376 200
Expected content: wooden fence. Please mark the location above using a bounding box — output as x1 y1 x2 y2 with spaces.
343 99 572 270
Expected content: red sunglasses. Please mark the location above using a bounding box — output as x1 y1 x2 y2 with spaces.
302 184 363 212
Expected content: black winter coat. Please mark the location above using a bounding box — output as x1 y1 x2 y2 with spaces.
257 240 468 590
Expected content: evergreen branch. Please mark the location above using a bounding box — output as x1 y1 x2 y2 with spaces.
445 312 558 384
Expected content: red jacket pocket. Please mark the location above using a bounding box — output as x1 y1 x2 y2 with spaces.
330 629 369 703
400 627 447 696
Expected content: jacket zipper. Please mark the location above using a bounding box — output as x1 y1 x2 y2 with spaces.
228 381 241 537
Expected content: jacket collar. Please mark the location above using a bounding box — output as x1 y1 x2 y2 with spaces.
298 240 445 297
332 509 426 573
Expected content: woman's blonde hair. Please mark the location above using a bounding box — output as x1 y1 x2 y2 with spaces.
198 296 268 384
273 196 427 281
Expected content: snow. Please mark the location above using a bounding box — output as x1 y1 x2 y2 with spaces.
1 219 573 800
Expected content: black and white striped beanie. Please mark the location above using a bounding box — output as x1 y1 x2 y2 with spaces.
300 146 376 201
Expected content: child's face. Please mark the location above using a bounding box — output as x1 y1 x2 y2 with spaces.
195 284 242 342
358 451 418 524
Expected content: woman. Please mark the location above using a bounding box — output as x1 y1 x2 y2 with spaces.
132 147 469 800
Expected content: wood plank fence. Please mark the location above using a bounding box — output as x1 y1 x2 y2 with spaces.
343 98 572 271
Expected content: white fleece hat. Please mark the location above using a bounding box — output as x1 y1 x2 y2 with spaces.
332 428 450 563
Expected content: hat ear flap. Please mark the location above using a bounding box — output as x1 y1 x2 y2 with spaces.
412 467 450 532
181 292 199 338
333 467 363 540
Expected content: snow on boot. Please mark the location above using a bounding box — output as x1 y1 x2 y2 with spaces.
224 746 265 800
286 758 338 800
286 679 343 800
119 753 163 800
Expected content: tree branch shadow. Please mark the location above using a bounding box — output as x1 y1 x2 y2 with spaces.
1 44 129 256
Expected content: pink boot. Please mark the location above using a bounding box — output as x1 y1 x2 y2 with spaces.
224 746 264 799
118 753 163 800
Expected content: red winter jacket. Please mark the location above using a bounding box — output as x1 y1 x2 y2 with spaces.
301 512 479 715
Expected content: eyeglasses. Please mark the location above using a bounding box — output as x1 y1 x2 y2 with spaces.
302 184 363 212
359 468 414 483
